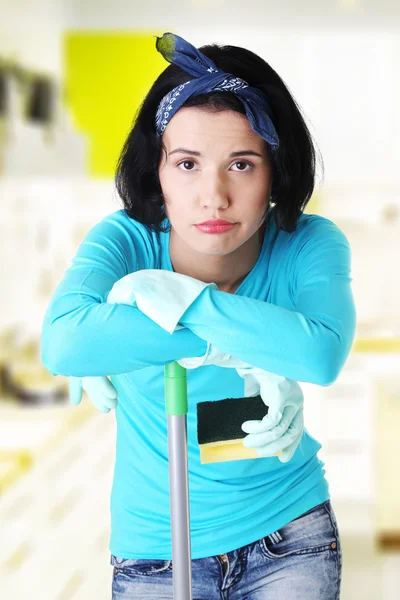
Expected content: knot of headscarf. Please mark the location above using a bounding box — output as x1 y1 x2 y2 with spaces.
154 32 279 151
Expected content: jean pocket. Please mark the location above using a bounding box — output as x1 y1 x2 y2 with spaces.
259 501 340 559
110 554 172 576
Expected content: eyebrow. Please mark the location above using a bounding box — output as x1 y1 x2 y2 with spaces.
168 148 264 158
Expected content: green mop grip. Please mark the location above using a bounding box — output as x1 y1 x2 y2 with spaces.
165 362 188 415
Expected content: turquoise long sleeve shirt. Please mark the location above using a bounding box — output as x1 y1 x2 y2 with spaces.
41 208 356 559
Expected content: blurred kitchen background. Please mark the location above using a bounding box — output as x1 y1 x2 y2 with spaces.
1 1 400 599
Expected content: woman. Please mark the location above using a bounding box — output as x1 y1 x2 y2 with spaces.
41 32 356 599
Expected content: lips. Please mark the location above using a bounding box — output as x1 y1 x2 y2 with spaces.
197 219 234 226
194 221 236 234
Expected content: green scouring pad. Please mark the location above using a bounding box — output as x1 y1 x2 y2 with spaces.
197 395 269 464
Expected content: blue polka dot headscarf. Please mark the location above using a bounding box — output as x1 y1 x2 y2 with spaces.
154 32 280 152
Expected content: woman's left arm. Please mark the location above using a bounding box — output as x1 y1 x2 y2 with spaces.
179 220 356 385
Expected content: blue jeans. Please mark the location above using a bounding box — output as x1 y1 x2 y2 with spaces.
110 500 342 599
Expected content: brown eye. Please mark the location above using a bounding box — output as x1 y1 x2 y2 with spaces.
178 160 196 171
232 161 252 172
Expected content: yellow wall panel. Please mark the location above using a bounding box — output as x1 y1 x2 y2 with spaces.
63 31 166 177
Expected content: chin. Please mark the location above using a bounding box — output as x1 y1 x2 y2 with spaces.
196 242 241 257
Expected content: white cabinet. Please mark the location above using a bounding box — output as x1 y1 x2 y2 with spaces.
0 178 119 332
303 355 374 503
374 374 400 535
0 399 116 600
303 351 400 535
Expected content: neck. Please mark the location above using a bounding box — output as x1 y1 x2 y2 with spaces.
169 222 266 294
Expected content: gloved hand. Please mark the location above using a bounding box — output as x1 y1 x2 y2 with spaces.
69 342 235 411
237 369 304 463
106 269 217 334
107 269 237 370
177 342 245 369
69 376 118 413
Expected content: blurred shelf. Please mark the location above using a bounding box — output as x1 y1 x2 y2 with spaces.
353 337 400 353
0 396 97 494
0 398 116 600
0 450 33 494
375 532 400 551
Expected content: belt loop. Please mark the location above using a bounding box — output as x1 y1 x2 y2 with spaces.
268 530 283 544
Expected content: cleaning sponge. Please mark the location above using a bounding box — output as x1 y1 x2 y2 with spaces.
197 395 268 464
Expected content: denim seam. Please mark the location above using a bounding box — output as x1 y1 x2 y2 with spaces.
232 546 250 590
115 565 172 576
214 555 228 584
322 502 342 600
259 501 338 560
111 556 172 576
260 538 334 559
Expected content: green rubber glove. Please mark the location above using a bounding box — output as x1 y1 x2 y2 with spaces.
69 376 118 413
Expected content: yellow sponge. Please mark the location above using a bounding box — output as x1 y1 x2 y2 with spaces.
197 395 279 464
199 438 260 464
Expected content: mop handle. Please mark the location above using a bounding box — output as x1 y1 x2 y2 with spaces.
165 362 193 600
165 361 188 415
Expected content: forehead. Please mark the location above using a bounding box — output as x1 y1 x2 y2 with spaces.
163 106 265 149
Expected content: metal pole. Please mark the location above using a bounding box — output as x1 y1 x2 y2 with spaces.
165 362 192 600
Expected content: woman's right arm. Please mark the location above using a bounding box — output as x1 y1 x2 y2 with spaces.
41 211 207 377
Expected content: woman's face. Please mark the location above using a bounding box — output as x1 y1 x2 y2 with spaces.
158 107 273 258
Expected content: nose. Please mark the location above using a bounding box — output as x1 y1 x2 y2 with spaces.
200 170 229 211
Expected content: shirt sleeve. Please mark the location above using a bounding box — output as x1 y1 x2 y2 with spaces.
41 211 207 376
179 218 356 385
